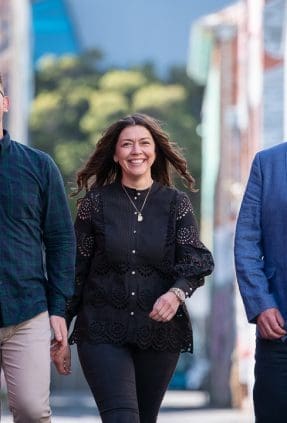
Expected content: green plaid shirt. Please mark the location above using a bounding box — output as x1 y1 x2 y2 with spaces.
0 130 76 327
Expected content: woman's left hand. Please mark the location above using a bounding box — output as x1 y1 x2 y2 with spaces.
149 292 181 322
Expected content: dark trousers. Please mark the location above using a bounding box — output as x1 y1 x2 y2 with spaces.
77 342 179 423
254 338 287 423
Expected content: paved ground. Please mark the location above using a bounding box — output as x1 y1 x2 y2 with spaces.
1 390 253 422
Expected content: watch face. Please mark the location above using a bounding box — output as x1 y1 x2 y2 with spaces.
170 287 185 302
178 290 185 302
174 288 184 302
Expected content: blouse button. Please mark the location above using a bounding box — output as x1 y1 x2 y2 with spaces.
131 292 135 296
132 250 136 254
137 192 141 196
134 211 137 215
131 271 136 275
133 230 137 234
130 311 134 316
134 196 137 200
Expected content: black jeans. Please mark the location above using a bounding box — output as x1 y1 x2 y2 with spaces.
77 342 179 423
254 338 287 423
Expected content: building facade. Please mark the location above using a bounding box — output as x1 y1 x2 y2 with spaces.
188 0 287 408
0 0 31 145
32 0 80 65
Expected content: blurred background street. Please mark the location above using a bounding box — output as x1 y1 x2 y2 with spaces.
2 390 253 422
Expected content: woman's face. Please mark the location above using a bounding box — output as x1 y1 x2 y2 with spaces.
114 125 156 184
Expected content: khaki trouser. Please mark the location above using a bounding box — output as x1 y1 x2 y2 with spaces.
0 311 51 422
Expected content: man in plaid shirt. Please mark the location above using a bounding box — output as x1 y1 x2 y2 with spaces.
0 74 75 422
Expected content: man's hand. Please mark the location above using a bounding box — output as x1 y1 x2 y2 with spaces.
257 308 287 340
50 315 70 374
149 291 181 322
50 315 68 348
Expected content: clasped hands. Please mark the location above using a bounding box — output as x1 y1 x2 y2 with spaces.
50 315 71 375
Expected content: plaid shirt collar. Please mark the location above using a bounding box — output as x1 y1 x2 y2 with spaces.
0 129 11 157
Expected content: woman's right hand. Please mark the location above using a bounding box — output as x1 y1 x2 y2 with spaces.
149 291 181 322
51 344 72 375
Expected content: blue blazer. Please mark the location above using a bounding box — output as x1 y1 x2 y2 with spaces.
234 142 287 323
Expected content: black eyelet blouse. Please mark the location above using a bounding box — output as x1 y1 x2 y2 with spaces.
66 181 214 353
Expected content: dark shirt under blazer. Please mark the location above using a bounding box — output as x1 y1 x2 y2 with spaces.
0 130 76 327
67 182 214 353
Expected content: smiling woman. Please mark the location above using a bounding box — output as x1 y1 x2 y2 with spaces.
113 125 156 189
60 113 214 423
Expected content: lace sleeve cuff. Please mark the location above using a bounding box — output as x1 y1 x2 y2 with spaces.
173 276 205 298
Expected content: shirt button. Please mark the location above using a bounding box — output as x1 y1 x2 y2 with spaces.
130 311 134 316
134 211 137 215
137 192 141 196
131 292 135 296
133 230 137 234
131 271 136 275
134 197 137 200
132 250 136 254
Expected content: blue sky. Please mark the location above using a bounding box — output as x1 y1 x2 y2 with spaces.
66 0 235 71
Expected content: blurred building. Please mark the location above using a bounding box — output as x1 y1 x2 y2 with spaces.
0 0 31 144
263 0 286 147
188 0 287 408
32 0 80 64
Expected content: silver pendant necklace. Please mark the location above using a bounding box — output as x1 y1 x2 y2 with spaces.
122 183 153 222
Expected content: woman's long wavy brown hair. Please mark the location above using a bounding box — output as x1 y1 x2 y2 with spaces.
73 113 196 196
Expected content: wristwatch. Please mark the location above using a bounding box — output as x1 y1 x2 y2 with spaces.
169 287 185 304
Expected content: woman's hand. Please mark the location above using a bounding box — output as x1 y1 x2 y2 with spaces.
51 344 71 375
149 291 181 322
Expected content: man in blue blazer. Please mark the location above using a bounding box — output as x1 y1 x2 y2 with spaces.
234 143 287 423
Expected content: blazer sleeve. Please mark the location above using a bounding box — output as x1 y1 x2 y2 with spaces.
172 192 214 298
234 153 278 323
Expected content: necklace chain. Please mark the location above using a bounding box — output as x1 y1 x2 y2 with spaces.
122 183 153 222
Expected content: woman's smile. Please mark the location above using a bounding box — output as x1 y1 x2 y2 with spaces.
114 125 156 187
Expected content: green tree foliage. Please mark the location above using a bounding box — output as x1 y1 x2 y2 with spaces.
29 52 202 215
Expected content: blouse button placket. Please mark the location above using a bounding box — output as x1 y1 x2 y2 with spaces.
129 191 140 317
